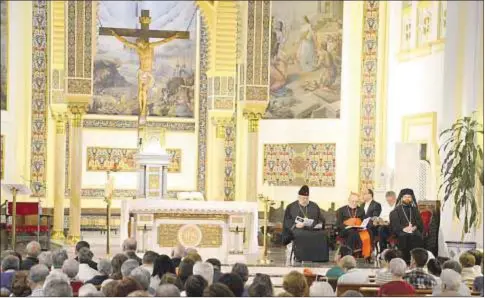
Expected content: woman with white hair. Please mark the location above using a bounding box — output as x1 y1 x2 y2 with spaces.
434 269 462 296
193 262 214 286
378 258 415 296
309 281 335 297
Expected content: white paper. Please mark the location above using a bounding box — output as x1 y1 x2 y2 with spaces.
345 217 371 229
295 216 314 227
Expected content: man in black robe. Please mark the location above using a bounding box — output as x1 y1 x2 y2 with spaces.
362 188 382 241
282 185 328 262
389 188 424 264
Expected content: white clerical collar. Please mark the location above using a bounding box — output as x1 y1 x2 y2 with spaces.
364 201 372 207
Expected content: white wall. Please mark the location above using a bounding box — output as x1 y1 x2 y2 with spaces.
256 2 364 210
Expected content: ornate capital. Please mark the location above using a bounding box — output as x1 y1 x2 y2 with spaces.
211 117 232 139
68 104 88 127
243 111 263 133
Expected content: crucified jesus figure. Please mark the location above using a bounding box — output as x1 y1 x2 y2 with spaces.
111 30 182 119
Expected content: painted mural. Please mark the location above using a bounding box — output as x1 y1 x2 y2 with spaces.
265 1 343 119
91 1 197 117
1 1 7 110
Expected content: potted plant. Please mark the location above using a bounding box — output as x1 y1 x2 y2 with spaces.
439 115 483 257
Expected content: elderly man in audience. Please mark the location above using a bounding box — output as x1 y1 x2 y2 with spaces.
193 262 214 286
122 259 141 278
337 256 369 285
140 250 158 274
468 249 484 276
75 241 98 271
101 279 119 297
403 248 437 289
282 271 309 297
37 251 52 270
130 267 154 295
150 254 175 289
185 275 208 297
435 269 463 296
432 260 471 296
123 238 142 265
156 283 181 297
85 259 112 286
43 277 73 297
51 249 68 274
219 273 245 297
378 258 415 296
62 259 80 281
203 282 235 297
27 264 49 296
1 255 19 292
206 258 222 283
460 252 481 285
309 281 335 297
78 283 100 297
77 247 100 282
326 246 352 279
110 253 129 280
114 276 143 296
21 241 41 270
375 249 401 285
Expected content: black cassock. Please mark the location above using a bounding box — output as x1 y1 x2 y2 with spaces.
282 201 329 262
389 204 424 264
336 205 366 253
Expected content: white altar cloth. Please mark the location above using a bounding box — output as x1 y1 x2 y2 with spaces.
120 199 259 258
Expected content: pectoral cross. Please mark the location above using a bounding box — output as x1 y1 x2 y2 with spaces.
99 10 190 123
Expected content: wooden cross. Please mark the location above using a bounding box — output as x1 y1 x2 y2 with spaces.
99 9 190 43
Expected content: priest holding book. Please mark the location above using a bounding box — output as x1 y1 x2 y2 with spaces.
282 185 328 262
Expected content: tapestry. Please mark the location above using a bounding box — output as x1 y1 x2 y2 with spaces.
263 143 336 186
0 1 7 110
91 1 197 117
265 1 343 119
86 147 182 173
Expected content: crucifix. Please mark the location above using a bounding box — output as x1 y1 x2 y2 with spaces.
99 10 190 124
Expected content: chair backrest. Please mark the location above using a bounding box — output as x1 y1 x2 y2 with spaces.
359 287 379 297
414 289 432 296
7 202 40 216
336 283 379 296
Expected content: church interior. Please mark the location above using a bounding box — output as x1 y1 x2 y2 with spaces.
0 0 484 297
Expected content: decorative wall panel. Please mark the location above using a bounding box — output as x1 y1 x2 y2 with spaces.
31 1 48 197
86 147 182 173
0 0 7 110
263 143 336 187
197 22 208 194
82 119 195 132
223 119 236 201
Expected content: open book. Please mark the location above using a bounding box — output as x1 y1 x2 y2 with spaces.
295 216 314 227
345 217 371 229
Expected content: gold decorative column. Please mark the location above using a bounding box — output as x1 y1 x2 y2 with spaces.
66 104 88 244
51 113 68 241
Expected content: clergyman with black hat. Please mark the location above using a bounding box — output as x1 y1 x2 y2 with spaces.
282 185 329 262
389 188 424 264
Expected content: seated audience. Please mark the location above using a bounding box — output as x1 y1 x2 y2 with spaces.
114 277 143 297
378 258 415 296
37 252 53 270
193 262 214 286
205 258 222 283
435 269 462 296
129 267 153 294
28 264 49 296
86 259 112 286
460 252 480 284
51 249 68 274
43 277 73 297
122 259 141 278
341 290 363 297
171 245 186 269
127 290 151 297
111 253 129 280
474 275 484 296
140 251 159 274
251 273 273 297
326 245 352 279
403 248 437 289
375 249 400 285
1 255 20 292
178 258 195 287
248 281 273 297
432 260 471 296
150 255 175 290
468 249 484 276
232 263 249 295
77 247 100 282
20 241 41 270
101 280 119 297
123 238 142 265
75 241 98 271
309 281 335 297
337 256 369 284
219 273 245 297
11 271 31 297
185 275 208 297
160 273 184 291
78 283 100 297
203 282 235 297
62 259 80 281
156 284 181 297
427 258 442 283
282 270 309 297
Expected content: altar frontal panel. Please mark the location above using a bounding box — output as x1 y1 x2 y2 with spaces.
86 147 181 173
263 143 336 186
157 224 222 248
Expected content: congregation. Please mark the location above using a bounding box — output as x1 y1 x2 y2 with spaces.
0 238 483 297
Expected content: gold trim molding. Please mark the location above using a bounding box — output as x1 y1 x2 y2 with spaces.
154 213 228 221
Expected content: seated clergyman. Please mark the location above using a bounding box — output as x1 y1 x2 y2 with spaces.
282 185 328 262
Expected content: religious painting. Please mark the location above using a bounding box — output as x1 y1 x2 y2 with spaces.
265 1 343 119
263 143 336 187
91 1 197 117
86 146 182 173
1 1 8 110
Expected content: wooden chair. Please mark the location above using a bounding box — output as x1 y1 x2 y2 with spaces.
359 287 379 297
414 289 433 296
336 283 379 296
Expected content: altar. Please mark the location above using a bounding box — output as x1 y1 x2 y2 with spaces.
120 199 260 263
